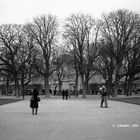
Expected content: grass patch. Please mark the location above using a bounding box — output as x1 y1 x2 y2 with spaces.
0 98 22 106
110 97 140 105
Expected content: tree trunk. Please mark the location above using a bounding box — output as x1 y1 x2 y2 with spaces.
114 70 120 97
14 77 19 97
106 78 113 99
20 73 25 99
44 76 50 98
127 75 134 96
108 83 113 99
6 76 10 96
81 75 87 98
85 77 90 95
58 81 62 91
124 75 128 95
75 72 79 97
114 81 118 97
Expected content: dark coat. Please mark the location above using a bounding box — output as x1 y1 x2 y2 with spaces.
101 91 107 97
30 89 40 108
30 96 40 108
62 90 65 96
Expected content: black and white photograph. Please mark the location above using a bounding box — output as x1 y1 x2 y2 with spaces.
0 0 140 139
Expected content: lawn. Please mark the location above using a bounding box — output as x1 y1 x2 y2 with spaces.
0 98 22 105
110 97 140 105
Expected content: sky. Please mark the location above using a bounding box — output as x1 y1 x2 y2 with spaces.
0 0 140 24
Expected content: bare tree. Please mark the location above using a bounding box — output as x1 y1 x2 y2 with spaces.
97 39 116 97
99 9 140 96
56 66 66 91
0 24 23 97
0 24 37 98
123 28 140 96
17 28 35 99
0 69 13 95
64 13 100 98
25 15 59 97
63 39 80 96
51 46 67 92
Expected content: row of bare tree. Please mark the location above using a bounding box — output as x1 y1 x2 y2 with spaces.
64 9 140 97
0 9 140 98
0 15 65 98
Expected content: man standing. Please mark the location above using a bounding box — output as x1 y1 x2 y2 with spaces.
62 89 65 100
100 86 108 108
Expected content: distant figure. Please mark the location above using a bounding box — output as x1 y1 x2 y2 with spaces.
62 89 65 100
30 88 40 115
54 90 56 95
49 89 52 94
100 86 108 108
65 89 69 100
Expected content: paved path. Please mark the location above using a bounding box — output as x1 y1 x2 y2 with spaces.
0 95 140 140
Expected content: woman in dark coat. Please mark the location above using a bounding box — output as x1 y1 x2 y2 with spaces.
30 88 40 115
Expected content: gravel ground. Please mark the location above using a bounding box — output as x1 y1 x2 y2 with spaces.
0 95 140 140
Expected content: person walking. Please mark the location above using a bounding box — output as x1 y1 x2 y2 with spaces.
100 86 108 108
30 88 40 115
